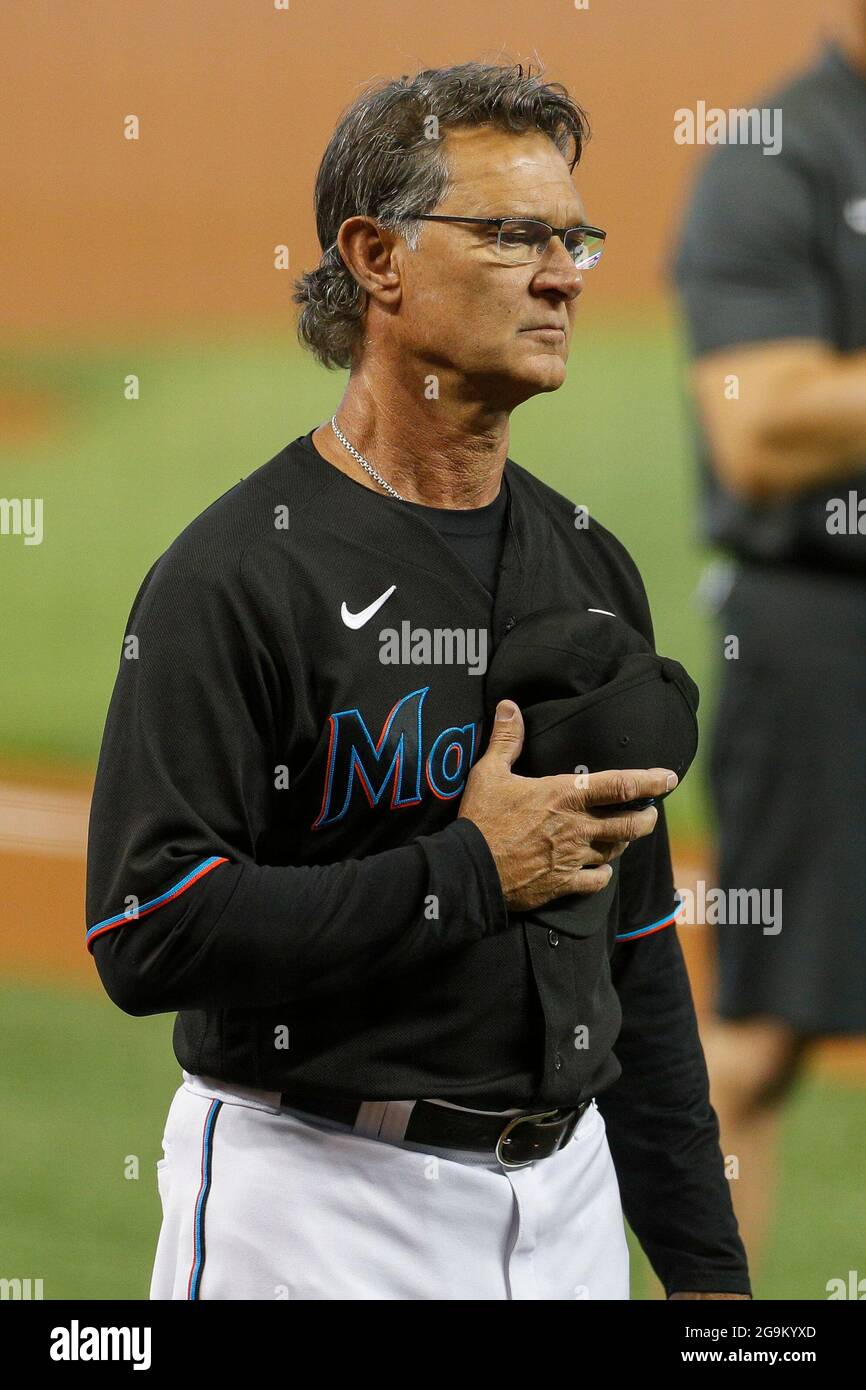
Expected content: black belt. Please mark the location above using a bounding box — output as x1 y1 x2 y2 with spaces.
278 1092 593 1168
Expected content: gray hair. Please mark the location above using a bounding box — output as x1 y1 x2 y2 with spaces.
292 61 591 370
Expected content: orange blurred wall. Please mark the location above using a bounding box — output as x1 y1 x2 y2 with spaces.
2 0 835 339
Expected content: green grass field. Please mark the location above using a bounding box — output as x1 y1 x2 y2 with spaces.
2 321 863 1301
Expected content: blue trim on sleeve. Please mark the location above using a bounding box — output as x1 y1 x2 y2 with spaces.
615 895 682 942
86 855 229 948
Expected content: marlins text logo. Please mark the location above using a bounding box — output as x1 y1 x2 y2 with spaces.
312 686 479 828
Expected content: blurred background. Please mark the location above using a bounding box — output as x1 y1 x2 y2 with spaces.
2 0 863 1299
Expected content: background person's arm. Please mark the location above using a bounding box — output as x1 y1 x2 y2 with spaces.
689 339 866 501
672 135 866 501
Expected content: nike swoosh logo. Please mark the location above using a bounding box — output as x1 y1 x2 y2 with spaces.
587 607 616 617
341 584 397 629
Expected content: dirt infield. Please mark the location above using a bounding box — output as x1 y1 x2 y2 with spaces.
1 759 863 1081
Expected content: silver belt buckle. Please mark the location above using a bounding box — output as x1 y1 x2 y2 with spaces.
495 1108 562 1169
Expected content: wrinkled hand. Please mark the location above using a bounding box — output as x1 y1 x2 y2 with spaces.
458 699 677 914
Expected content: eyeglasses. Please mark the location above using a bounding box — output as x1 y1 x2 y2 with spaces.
408 214 607 268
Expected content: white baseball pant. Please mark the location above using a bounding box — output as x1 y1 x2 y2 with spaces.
149 1070 630 1300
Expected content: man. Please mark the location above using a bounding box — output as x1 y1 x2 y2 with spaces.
671 4 866 1273
87 61 750 1300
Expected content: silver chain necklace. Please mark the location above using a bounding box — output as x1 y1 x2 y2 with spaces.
330 415 406 501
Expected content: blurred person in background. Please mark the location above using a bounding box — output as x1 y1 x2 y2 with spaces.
671 0 866 1276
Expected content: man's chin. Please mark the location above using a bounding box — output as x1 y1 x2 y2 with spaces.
466 356 568 407
512 357 568 397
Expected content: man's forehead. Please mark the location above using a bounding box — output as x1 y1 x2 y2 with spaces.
439 125 585 221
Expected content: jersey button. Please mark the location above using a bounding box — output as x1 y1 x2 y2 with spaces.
548 928 559 947
554 1052 563 1071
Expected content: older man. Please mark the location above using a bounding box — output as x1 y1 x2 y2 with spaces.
87 62 750 1301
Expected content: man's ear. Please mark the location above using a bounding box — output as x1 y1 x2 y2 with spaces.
337 217 402 308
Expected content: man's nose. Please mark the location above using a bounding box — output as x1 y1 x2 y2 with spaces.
533 237 583 298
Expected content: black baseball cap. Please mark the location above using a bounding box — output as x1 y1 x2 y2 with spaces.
484 607 700 800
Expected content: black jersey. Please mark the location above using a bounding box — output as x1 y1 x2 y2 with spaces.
86 429 750 1296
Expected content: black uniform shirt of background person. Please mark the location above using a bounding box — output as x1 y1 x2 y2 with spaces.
672 39 866 577
85 428 751 1296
